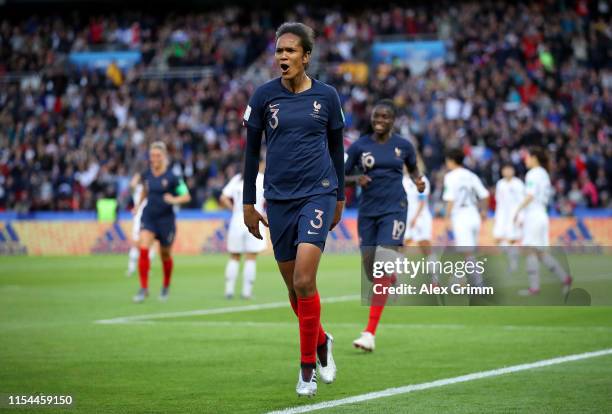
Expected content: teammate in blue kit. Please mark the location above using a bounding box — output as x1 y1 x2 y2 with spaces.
133 141 191 303
242 22 344 397
345 100 425 352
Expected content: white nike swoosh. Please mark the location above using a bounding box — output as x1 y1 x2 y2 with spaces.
307 230 318 235
269 104 279 108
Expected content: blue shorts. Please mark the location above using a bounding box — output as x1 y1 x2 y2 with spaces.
141 215 176 247
266 192 336 262
358 210 407 247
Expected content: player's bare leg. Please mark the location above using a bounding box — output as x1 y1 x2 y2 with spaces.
519 247 541 296
159 245 173 301
134 230 155 303
497 238 520 274
225 253 241 299
418 240 440 285
536 249 572 297
241 253 257 299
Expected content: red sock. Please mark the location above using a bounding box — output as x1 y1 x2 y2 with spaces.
162 257 173 288
290 295 327 346
297 293 321 366
365 275 392 335
138 248 150 289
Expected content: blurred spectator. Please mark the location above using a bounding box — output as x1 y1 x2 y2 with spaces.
0 1 610 214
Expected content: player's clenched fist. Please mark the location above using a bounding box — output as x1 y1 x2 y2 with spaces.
357 175 372 188
243 204 268 240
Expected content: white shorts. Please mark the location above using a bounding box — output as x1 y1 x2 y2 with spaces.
404 213 432 242
522 213 549 247
493 212 521 241
452 213 481 247
227 219 267 253
131 203 146 242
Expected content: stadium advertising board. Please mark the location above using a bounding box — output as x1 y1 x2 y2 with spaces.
2 217 609 256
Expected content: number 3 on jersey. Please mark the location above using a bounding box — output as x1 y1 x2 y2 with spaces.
269 104 280 129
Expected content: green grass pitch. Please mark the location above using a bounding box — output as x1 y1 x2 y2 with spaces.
1 254 611 413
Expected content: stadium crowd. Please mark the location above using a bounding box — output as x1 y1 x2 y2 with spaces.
0 0 610 214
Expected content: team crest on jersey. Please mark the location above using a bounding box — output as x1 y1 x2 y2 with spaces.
310 100 322 119
394 147 402 158
162 178 168 188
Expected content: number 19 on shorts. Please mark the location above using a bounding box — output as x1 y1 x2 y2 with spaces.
392 220 405 240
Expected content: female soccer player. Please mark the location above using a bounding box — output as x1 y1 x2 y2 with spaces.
402 164 438 284
513 147 572 296
133 141 191 303
345 100 424 352
219 161 266 299
242 22 345 397
493 163 525 273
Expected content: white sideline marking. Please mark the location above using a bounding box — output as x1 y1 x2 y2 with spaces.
267 348 612 414
121 321 612 332
95 294 359 325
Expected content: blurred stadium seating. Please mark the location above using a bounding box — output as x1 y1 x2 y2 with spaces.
0 0 610 214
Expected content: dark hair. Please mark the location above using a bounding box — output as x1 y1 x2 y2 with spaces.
276 22 315 54
501 162 515 170
528 146 548 169
445 148 464 165
373 99 397 118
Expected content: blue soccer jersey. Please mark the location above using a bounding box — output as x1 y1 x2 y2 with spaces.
345 134 417 217
141 168 182 219
243 78 345 201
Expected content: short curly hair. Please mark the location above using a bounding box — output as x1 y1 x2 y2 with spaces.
275 22 315 54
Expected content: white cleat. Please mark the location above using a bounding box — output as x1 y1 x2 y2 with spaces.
517 288 540 297
132 288 149 303
159 286 169 302
295 370 317 397
353 331 375 352
317 333 336 384
562 276 573 298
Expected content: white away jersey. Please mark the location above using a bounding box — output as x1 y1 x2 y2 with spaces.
495 177 525 215
524 166 551 214
402 175 432 220
222 173 265 218
443 167 489 217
